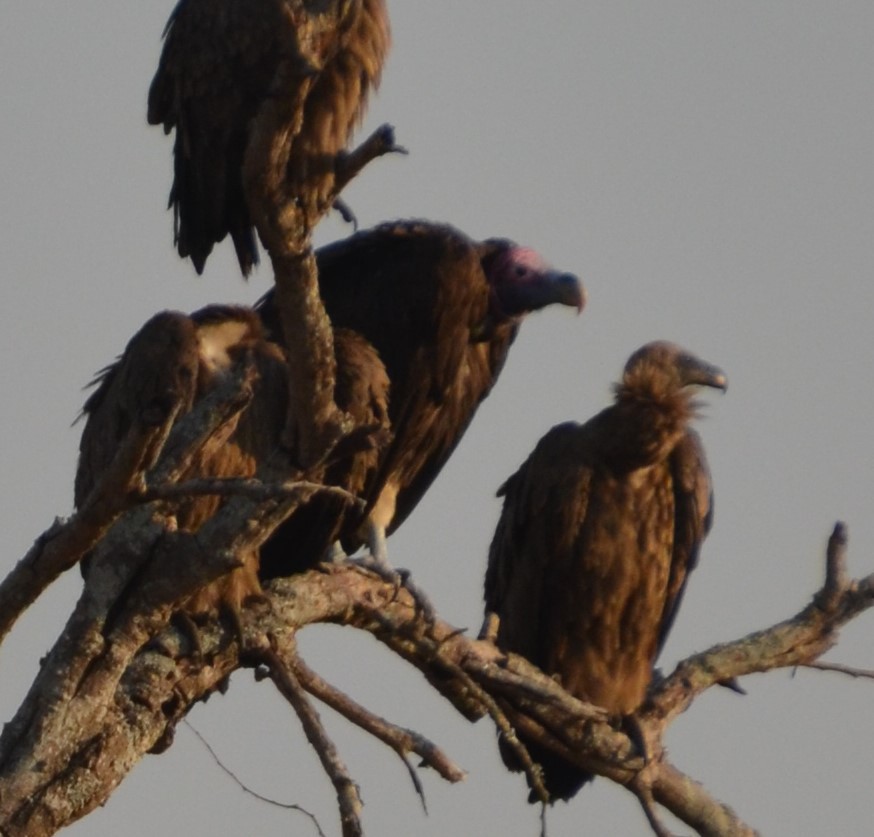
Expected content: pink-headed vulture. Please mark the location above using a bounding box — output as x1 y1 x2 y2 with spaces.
483 341 725 802
256 220 585 577
147 0 390 276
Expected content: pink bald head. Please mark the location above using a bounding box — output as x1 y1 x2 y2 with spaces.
481 241 585 321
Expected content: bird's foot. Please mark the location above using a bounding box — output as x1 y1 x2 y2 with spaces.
316 542 353 575
620 714 651 766
332 197 358 230
478 611 501 642
352 553 437 625
718 676 747 695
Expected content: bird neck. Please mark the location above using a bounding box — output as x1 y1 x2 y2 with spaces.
605 388 694 469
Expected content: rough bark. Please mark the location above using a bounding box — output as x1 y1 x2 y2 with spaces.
0 492 867 837
241 2 401 468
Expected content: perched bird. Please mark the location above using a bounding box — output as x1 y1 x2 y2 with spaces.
257 220 585 577
483 341 726 802
147 0 390 275
75 304 390 620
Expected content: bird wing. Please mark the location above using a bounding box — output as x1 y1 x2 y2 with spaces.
657 427 714 656
147 0 291 274
75 312 200 508
484 422 592 664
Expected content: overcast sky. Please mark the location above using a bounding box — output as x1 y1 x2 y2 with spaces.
2 2 873 835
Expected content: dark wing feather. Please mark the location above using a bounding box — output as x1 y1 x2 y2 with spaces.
319 224 511 535
148 0 289 274
657 428 713 655
75 312 200 507
258 327 391 578
485 422 592 665
148 0 389 276
76 306 287 615
484 421 595 801
258 222 514 540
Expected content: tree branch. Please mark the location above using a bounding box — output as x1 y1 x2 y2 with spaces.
260 640 365 837
240 5 399 469
184 722 329 836
0 360 255 645
0 516 869 836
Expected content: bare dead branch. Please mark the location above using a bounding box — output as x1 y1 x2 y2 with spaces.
644 555 874 733
819 521 849 609
798 660 874 680
0 520 870 836
281 638 465 786
0 360 254 647
373 609 552 805
260 640 365 837
631 768 678 837
649 762 760 837
144 476 365 511
332 124 408 197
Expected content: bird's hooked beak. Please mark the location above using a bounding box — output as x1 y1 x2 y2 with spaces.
678 353 728 392
550 270 586 314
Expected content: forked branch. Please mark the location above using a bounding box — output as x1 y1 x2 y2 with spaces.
0 514 869 836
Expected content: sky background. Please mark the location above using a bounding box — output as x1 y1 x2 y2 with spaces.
2 2 873 835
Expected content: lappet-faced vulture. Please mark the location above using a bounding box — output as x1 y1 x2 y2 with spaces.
256 220 585 577
147 0 390 275
482 341 726 802
75 304 390 618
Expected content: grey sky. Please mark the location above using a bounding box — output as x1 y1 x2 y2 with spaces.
2 2 873 835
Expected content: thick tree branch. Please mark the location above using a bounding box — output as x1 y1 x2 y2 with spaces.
273 636 465 788
240 5 398 469
0 360 254 645
0 514 868 836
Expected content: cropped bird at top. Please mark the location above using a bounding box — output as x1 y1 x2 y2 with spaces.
148 0 390 275
483 341 726 802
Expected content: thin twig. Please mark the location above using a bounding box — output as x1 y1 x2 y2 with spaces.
144 477 365 510
364 605 551 805
798 661 874 680
332 124 407 196
819 521 849 610
183 722 327 837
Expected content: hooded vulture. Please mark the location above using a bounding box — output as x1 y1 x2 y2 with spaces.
483 341 726 802
75 304 390 618
147 0 390 275
256 220 585 578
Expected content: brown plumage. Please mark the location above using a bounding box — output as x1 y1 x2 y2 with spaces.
76 304 390 616
483 341 726 802
147 0 390 275
257 220 585 568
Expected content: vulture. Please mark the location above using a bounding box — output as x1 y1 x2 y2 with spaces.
256 220 585 578
75 304 390 619
483 341 726 802
147 0 390 275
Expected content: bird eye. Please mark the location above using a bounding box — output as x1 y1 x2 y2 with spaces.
515 265 528 277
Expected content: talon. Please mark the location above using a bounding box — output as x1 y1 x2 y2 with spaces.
332 197 358 229
478 611 500 642
621 714 650 765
